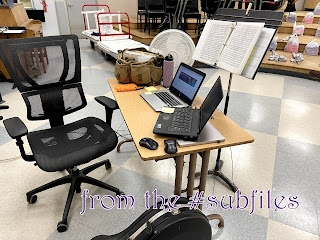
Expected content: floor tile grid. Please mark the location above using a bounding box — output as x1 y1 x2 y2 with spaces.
0 39 319 239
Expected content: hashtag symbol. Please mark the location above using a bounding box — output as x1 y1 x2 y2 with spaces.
188 191 205 210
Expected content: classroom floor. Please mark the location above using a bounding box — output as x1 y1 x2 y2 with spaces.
0 39 319 240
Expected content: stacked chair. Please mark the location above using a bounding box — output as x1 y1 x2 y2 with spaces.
145 0 165 35
183 0 202 32
137 0 147 31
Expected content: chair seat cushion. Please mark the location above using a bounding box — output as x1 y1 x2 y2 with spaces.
27 117 118 172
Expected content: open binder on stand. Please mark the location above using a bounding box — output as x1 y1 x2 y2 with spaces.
193 8 284 192
193 20 270 79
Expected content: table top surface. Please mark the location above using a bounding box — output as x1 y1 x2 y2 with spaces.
108 78 254 161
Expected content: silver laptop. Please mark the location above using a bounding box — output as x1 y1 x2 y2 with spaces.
140 63 206 112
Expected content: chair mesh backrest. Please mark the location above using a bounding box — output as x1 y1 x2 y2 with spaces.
0 35 86 122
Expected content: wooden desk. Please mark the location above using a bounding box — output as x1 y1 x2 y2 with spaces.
108 79 254 197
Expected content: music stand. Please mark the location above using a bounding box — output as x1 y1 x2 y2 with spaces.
195 8 284 192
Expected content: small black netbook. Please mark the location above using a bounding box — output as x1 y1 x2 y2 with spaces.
153 77 224 140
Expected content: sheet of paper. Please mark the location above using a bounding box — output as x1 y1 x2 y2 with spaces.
192 20 234 66
241 27 276 79
161 107 175 114
144 86 157 92
1 30 26 34
217 22 265 75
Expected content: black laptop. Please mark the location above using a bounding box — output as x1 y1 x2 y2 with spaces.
153 77 223 140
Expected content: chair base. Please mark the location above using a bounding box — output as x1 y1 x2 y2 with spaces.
26 159 123 232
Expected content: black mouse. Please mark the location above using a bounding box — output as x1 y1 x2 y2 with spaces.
164 139 177 154
139 138 159 150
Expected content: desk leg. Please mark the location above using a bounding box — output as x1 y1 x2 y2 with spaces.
174 155 184 196
117 138 134 152
187 153 197 198
199 151 210 193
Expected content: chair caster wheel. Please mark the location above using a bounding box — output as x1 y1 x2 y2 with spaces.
57 221 68 232
90 41 95 49
27 194 37 204
104 53 112 61
105 160 112 170
76 186 81 194
117 191 125 201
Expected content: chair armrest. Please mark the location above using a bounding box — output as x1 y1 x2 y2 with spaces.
3 117 28 139
95 96 119 110
95 96 119 126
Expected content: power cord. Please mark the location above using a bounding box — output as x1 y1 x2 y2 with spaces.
114 118 132 140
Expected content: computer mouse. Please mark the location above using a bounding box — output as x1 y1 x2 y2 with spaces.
164 139 177 154
139 138 159 150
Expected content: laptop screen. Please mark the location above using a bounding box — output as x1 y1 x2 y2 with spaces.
169 63 206 105
199 77 224 131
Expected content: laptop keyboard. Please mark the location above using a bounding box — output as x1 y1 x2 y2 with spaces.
168 108 193 133
154 92 182 107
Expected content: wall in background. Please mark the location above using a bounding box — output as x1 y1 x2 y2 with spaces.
55 0 70 35
42 0 60 36
48 0 307 37
297 0 305 10
97 0 137 18
53 0 138 36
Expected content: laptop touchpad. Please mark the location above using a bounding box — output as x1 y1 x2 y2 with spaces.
161 113 171 120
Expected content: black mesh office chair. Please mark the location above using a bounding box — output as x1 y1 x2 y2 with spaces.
0 34 124 232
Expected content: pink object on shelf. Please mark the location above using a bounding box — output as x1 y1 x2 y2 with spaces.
303 17 314 24
303 12 314 24
285 43 299 53
293 27 304 36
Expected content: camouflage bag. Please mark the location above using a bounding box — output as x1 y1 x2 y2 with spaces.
114 48 164 86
